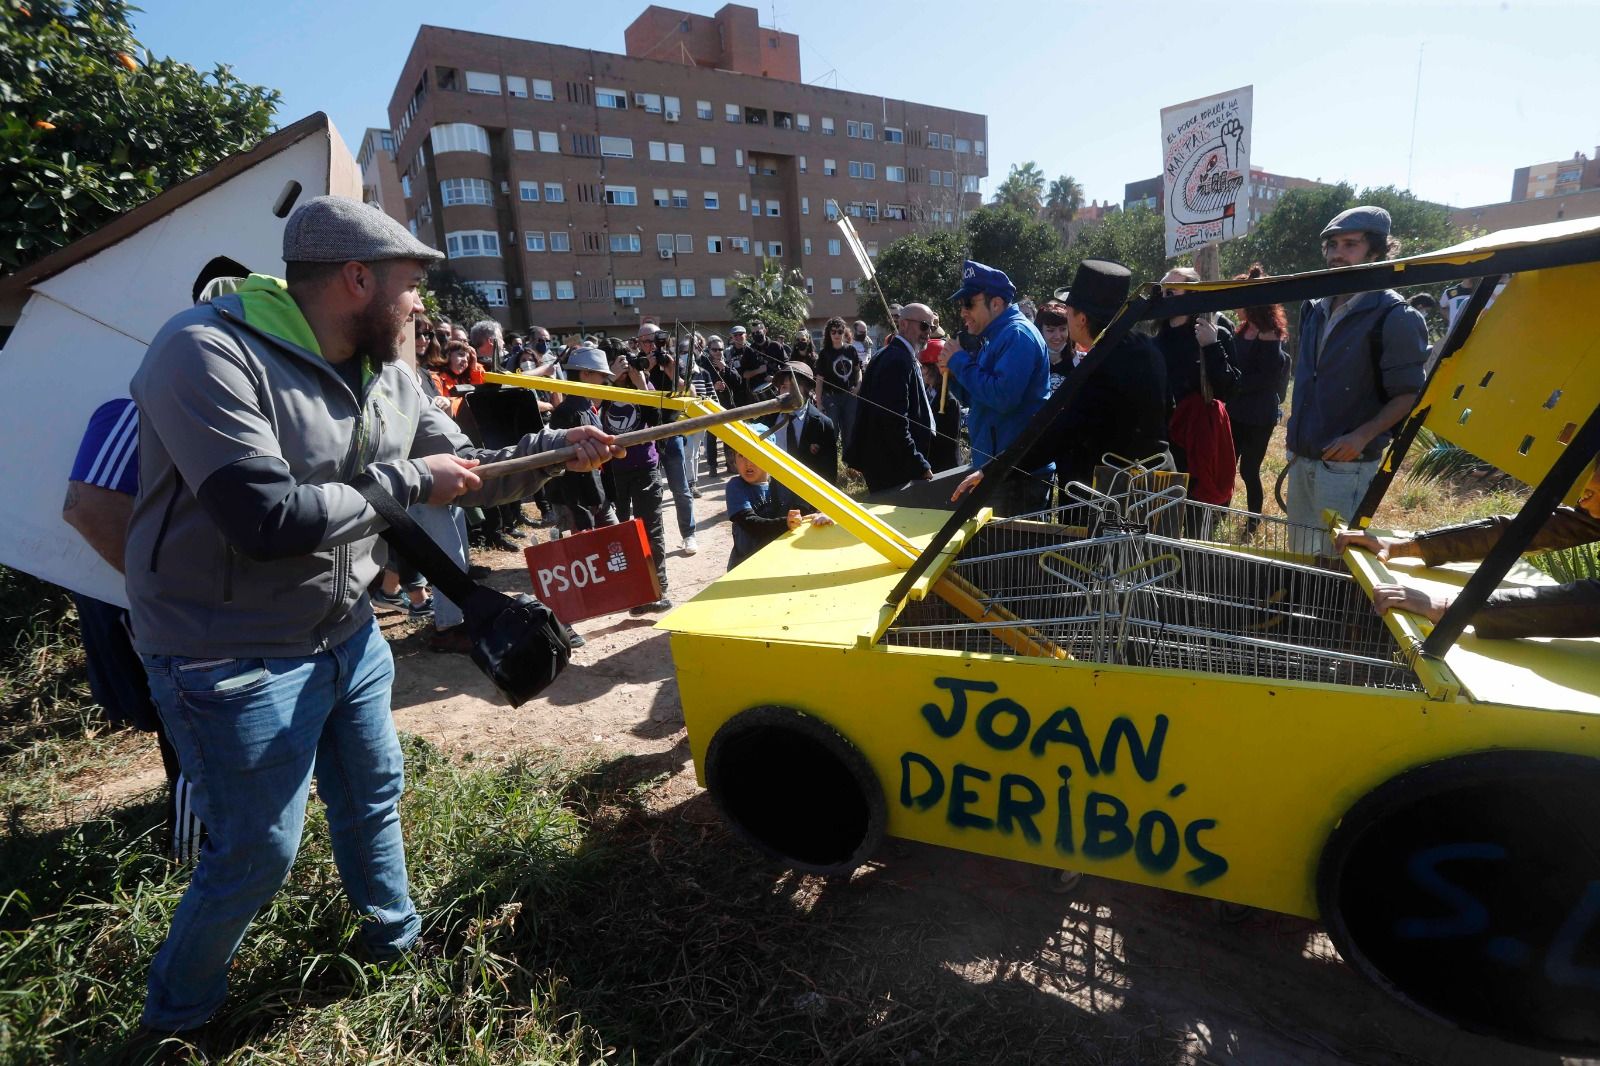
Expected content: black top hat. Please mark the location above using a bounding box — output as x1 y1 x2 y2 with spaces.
1056 259 1132 321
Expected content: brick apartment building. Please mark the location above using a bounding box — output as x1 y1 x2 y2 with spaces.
383 4 988 334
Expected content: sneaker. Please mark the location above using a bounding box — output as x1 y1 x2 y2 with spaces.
511 507 535 531
407 595 435 619
564 624 586 649
629 596 674 616
682 535 699 556
689 487 703 499
489 533 524 553
429 626 473 654
373 588 408 611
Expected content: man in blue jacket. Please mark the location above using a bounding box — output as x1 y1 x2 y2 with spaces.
1287 206 1428 552
937 260 1050 515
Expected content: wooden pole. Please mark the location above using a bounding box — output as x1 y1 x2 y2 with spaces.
474 391 801 480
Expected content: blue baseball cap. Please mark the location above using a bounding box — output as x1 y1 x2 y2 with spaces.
949 260 1017 305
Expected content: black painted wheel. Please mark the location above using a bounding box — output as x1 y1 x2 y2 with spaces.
704 705 887 877
1317 750 1600 1053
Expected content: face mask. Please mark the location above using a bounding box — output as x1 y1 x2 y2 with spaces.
534 339 548 355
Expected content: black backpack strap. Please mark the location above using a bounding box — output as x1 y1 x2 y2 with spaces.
1367 300 1404 403
351 472 478 606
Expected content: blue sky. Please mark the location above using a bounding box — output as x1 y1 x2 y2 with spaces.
133 0 1599 210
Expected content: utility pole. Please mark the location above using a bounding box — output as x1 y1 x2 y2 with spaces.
1406 42 1425 191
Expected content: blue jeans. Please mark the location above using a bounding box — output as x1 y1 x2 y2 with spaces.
139 619 418 1030
658 435 697 541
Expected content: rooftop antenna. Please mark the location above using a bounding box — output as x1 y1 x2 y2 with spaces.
1406 42 1425 190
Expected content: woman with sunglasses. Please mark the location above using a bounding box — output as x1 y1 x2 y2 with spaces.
818 316 862 451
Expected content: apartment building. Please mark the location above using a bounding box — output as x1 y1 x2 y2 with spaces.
1510 149 1599 202
357 127 405 220
384 4 988 333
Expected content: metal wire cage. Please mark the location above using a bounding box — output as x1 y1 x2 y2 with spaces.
884 480 1423 692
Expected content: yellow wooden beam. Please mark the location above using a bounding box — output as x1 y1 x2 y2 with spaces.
481 371 698 410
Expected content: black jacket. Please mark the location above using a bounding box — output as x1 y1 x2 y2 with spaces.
777 401 839 487
1155 321 1239 410
1033 332 1169 487
845 335 933 491
1229 334 1291 427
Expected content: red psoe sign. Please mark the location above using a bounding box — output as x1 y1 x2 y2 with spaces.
522 519 661 623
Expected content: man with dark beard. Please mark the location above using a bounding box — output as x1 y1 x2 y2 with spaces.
122 196 619 1051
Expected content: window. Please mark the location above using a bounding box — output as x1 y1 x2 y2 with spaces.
846 120 860 138
680 278 696 297
941 133 954 150
975 139 985 156
803 238 812 254
671 190 689 209
657 233 675 254
445 230 500 258
518 181 540 202
863 162 876 180
769 240 783 257
862 122 874 140
928 169 942 186
828 238 840 256
738 193 747 212
570 133 598 157
830 278 843 294
710 277 726 297
799 155 807 173
885 204 907 220
696 99 712 119
707 235 723 253
848 160 862 178
532 78 553 101
944 210 954 223
823 158 837 176
512 129 535 151
468 281 508 307
955 137 971 153
751 199 760 217
665 95 680 117
866 241 878 256
609 233 641 253
596 87 627 109
801 196 809 215
944 170 955 187
614 279 646 299
821 116 835 136
725 103 740 123
704 191 720 210
544 182 565 202
537 130 558 153
824 201 840 220
730 236 750 253
735 149 744 166
649 141 667 162
661 278 678 297
465 71 501 95
883 127 903 143
753 241 763 257
766 200 780 217
797 113 810 132
507 76 528 98
653 187 670 207
886 166 905 183
529 280 551 300
668 142 685 163
431 123 490 155
604 185 638 205
441 177 492 205
962 175 980 193
700 146 716 165
524 231 546 252
675 233 693 253
599 136 633 159
555 280 574 300
805 277 814 294
637 92 662 113
548 231 570 251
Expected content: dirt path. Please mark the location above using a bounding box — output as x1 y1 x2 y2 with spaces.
78 481 1590 1066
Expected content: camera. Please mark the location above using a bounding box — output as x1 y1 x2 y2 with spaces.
629 352 654 371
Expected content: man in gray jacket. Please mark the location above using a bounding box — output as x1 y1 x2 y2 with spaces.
124 196 617 1044
1286 206 1429 552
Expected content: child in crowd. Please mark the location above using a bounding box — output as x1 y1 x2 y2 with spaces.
726 427 833 570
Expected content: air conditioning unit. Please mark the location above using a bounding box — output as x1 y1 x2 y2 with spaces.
664 110 680 123
658 248 675 259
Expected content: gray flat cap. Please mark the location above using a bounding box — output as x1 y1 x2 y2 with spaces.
565 346 615 379
1321 205 1392 240
283 195 445 263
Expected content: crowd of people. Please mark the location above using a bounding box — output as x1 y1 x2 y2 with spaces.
67 194 1596 1061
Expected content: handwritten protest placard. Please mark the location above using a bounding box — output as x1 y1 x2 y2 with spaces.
1161 86 1253 258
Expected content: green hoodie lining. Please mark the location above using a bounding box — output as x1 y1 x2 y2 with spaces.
234 274 377 390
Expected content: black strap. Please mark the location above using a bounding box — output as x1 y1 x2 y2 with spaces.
352 473 478 606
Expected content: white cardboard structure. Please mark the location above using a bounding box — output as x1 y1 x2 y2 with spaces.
0 114 361 606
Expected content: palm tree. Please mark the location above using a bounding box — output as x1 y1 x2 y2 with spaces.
991 161 1046 217
726 258 813 340
1044 174 1086 243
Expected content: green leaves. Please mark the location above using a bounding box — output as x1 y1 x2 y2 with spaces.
0 0 280 274
726 259 811 340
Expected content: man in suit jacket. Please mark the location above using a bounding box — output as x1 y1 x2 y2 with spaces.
845 303 936 492
773 362 839 488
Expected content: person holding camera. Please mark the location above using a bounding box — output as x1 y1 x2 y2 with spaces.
735 321 787 402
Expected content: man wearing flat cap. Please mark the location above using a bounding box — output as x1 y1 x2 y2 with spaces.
937 260 1050 515
1286 205 1428 551
123 195 620 1042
